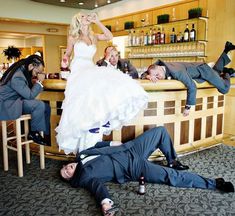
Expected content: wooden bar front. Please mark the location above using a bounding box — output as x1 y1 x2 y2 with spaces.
37 78 235 159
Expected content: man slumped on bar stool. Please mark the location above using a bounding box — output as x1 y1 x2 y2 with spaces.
60 127 234 216
0 55 50 145
141 41 235 116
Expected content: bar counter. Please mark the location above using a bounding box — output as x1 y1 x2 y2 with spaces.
37 78 235 160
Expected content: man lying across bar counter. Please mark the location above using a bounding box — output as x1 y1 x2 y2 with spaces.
141 41 235 116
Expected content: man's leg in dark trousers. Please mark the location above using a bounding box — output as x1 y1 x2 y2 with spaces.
142 160 216 190
199 52 231 94
23 99 51 134
130 126 177 163
213 52 231 72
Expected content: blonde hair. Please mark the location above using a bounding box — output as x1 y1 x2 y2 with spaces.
69 12 96 44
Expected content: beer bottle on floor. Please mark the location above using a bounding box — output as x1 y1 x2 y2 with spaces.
138 173 146 195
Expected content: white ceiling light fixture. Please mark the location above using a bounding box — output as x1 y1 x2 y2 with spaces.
60 0 66 2
78 2 84 5
107 0 111 3
94 3 98 8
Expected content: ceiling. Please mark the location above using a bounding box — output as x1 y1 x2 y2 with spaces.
31 0 123 10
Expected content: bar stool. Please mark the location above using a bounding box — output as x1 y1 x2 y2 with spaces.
1 114 45 177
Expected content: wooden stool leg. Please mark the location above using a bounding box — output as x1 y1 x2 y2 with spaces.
16 119 23 177
39 131 45 169
39 145 45 169
24 119 30 164
2 121 9 171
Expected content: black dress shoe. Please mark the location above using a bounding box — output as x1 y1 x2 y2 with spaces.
224 41 235 53
28 131 47 145
168 160 189 170
215 178 234 193
223 67 235 75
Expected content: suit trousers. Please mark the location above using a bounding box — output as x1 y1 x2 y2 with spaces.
199 52 230 94
22 99 51 134
122 127 216 190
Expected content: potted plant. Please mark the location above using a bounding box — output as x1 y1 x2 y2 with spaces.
3 46 21 62
188 7 202 19
124 21 134 30
157 14 170 24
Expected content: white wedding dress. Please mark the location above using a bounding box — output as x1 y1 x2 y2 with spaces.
56 41 148 154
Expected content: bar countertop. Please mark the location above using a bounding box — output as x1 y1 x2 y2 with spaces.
43 78 235 91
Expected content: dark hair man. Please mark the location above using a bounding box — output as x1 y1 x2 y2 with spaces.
0 55 51 145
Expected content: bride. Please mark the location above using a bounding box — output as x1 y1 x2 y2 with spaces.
56 12 148 154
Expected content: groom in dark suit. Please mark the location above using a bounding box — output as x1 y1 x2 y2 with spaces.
141 41 235 117
60 126 234 215
0 55 50 145
96 45 139 79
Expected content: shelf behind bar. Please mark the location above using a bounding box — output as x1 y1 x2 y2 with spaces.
112 16 209 34
128 55 207 59
126 40 208 48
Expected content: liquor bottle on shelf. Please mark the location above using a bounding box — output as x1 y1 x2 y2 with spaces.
156 28 161 44
138 173 146 195
177 31 183 43
152 28 156 45
170 27 177 43
128 30 133 46
148 28 153 45
154 28 158 45
190 23 196 41
160 28 165 44
135 30 140 46
132 30 136 46
184 24 190 42
144 31 149 46
140 30 145 46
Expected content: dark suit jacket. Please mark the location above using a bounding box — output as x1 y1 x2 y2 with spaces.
0 66 43 120
69 139 138 204
96 58 139 79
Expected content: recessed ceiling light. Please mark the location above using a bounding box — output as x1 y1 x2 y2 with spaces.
60 0 65 2
107 0 111 3
94 3 98 7
78 2 84 5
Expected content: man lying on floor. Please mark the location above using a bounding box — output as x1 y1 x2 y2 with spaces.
60 126 234 216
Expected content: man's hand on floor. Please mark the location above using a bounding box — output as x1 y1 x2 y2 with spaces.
102 203 119 216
